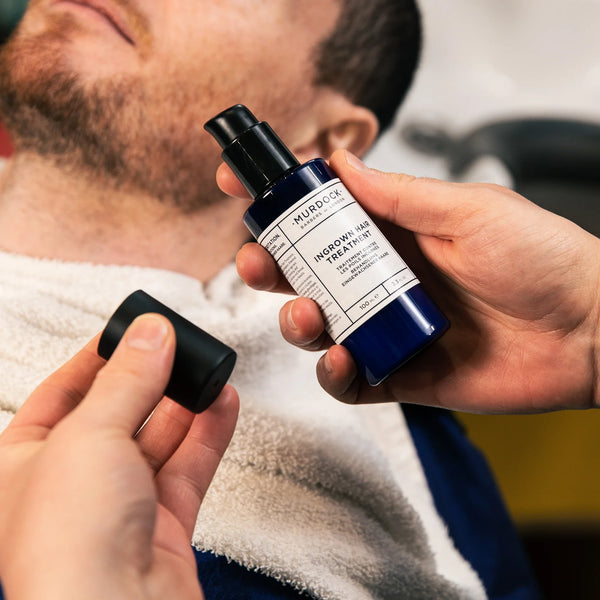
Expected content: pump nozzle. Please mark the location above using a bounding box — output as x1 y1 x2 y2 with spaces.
204 104 259 148
204 104 300 198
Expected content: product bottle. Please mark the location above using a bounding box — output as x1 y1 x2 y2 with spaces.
205 105 449 385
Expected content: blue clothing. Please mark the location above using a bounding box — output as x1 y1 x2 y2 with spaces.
402 404 541 600
0 405 541 600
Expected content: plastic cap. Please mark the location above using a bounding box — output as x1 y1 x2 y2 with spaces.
204 104 300 198
97 290 237 413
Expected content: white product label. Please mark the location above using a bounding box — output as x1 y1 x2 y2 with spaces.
257 179 419 343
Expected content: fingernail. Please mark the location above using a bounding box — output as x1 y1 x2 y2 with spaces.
322 351 334 376
286 300 298 331
126 314 169 351
344 150 369 172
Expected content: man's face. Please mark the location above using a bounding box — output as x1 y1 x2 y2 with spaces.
0 0 340 209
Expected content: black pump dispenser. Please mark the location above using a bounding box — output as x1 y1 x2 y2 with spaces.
204 104 299 198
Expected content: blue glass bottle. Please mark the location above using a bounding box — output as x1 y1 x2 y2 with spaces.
205 105 449 385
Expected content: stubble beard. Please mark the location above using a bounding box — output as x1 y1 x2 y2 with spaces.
0 16 220 211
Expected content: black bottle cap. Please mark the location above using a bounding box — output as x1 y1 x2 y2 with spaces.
204 104 300 198
97 290 237 413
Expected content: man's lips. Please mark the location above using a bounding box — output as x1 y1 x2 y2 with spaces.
52 0 136 45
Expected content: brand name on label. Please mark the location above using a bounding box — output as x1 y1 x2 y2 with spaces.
293 188 343 225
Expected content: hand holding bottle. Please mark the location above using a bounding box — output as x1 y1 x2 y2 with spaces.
0 315 239 600
221 149 600 413
207 106 449 385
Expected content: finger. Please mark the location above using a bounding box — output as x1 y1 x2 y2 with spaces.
8 335 106 433
74 314 176 434
316 345 399 405
134 397 196 474
279 297 331 351
236 242 295 294
316 345 361 402
329 149 520 239
155 385 239 537
216 162 250 198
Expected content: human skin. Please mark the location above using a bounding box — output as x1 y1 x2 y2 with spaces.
0 314 239 600
223 149 600 414
0 0 376 282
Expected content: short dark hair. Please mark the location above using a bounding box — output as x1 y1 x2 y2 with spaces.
314 0 422 134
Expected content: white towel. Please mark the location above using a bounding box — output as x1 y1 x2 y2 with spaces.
0 250 486 600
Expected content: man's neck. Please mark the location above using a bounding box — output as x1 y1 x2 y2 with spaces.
0 154 251 283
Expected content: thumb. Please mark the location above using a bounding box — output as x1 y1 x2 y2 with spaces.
73 314 176 434
216 162 250 199
329 149 495 240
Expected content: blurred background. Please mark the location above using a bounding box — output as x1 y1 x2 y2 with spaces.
0 1 25 44
1 1 600 598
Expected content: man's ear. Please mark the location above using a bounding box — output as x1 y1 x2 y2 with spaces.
291 92 379 163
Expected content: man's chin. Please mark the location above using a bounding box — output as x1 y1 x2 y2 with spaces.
0 15 218 212
0 12 74 98
0 27 129 189
4 8 138 91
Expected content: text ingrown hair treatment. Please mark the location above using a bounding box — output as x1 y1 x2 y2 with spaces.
205 105 449 385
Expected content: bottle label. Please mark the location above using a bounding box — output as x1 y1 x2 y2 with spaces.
257 178 419 343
